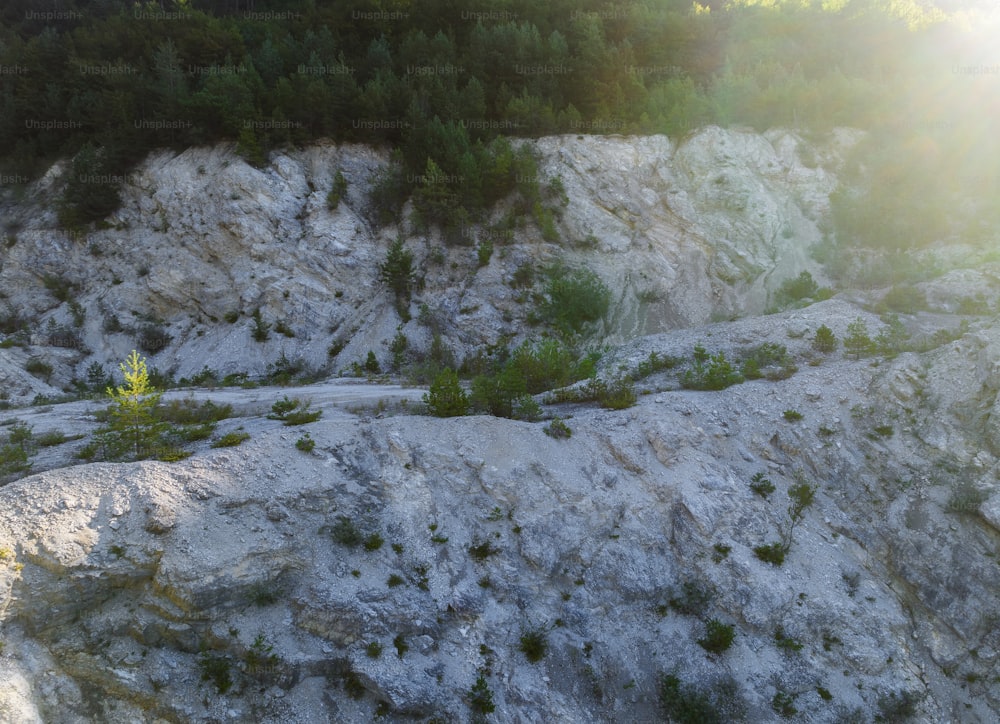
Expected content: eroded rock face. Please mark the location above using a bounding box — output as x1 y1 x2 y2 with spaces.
0 128 847 402
1 300 999 722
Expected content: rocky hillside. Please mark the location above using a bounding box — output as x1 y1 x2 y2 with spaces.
3 129 1000 722
2 294 1000 722
0 127 853 404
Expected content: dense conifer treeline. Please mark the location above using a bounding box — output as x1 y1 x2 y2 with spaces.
1 0 996 245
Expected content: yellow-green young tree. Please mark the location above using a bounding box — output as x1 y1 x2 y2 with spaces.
103 350 165 460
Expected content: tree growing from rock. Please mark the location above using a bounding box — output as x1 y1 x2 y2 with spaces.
424 368 469 417
843 317 874 358
102 350 166 460
379 237 415 316
812 324 837 353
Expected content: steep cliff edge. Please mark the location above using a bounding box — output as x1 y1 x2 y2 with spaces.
0 127 851 403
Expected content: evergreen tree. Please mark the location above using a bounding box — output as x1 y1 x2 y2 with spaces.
424 368 469 417
812 324 838 353
843 318 874 359
102 350 166 460
379 237 415 307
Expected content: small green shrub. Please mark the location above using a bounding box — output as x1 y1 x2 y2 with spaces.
681 348 743 391
75 442 99 460
379 237 415 310
519 627 548 663
544 417 572 439
327 170 348 210
223 310 240 323
198 648 233 694
36 430 71 447
511 262 535 288
598 378 637 410
25 358 54 382
212 431 250 448
393 634 408 658
387 573 405 587
295 433 315 452
0 443 31 477
772 691 798 718
740 342 794 380
42 273 75 302
343 670 366 699
813 324 838 353
697 619 735 654
248 581 282 607
776 270 819 306
365 641 383 658
274 320 295 338
331 517 363 547
659 673 745 724
468 673 496 714
177 422 216 442
137 322 172 355
844 317 874 358
873 424 894 438
469 538 500 562
774 626 803 653
507 338 599 394
476 239 493 267
711 543 731 563
633 351 682 379
424 368 469 417
783 409 803 421
880 284 926 313
157 399 233 425
754 543 786 566
876 690 921 722
244 634 278 679
669 579 715 615
749 472 775 498
539 265 611 335
251 308 270 342
269 396 322 425
364 533 384 552
7 421 32 447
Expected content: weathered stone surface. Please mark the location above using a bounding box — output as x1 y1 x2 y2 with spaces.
2 129 1000 722
0 128 848 402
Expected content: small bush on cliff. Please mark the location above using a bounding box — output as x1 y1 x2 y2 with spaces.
425 368 469 417
659 673 746 724
697 619 736 654
468 673 496 715
379 237 415 315
539 266 611 335
327 170 348 210
268 396 322 425
843 317 874 358
197 646 233 694
813 324 837 353
519 627 548 663
681 347 743 391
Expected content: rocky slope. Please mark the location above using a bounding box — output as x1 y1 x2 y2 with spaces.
1 295 1000 722
0 127 853 404
3 128 1000 722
